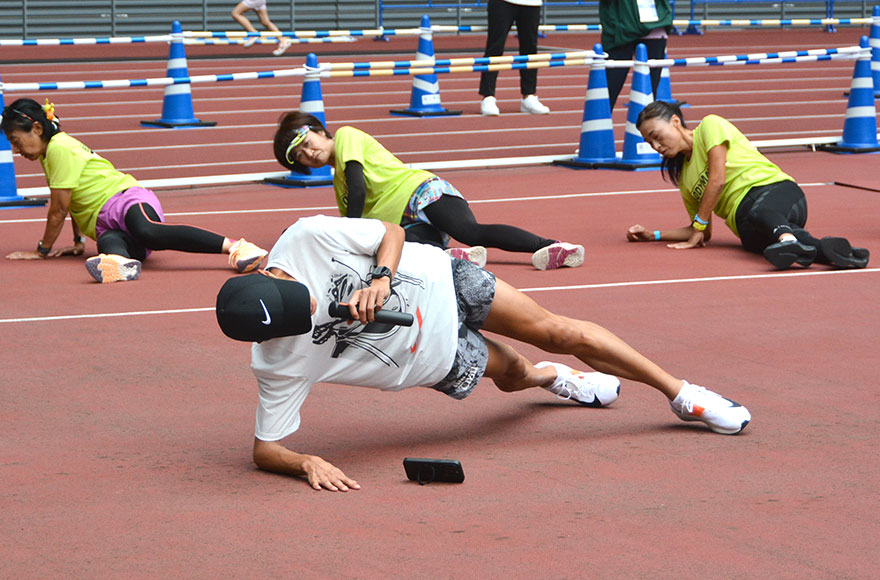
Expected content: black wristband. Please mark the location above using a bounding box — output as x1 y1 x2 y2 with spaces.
37 240 51 256
74 235 86 244
370 265 393 281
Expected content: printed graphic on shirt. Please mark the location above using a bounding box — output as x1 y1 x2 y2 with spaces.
311 256 426 367
691 171 709 202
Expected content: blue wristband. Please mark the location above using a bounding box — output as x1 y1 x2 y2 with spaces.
693 214 709 226
653 230 661 241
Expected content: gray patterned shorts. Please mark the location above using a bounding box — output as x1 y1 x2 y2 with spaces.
429 258 496 400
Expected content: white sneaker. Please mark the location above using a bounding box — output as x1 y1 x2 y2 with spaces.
670 381 751 435
480 96 500 116
85 254 141 284
536 361 620 407
520 95 550 115
228 238 268 273
446 246 488 268
242 36 258 48
272 38 292 56
531 242 584 270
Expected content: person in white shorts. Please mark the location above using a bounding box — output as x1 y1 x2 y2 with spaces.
215 215 753 492
232 0 292 56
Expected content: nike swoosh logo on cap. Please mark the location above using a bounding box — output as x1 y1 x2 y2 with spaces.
259 299 272 325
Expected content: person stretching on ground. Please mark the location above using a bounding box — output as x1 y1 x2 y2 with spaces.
272 111 585 271
628 101 869 270
2 98 268 282
215 214 752 491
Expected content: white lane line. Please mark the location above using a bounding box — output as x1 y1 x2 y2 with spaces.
0 184 831 225
2 268 876 325
519 267 879 293
0 307 214 324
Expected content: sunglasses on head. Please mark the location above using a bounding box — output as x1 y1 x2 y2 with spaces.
284 125 313 164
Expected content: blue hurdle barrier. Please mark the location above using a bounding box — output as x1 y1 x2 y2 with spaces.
5 20 871 189
685 0 845 34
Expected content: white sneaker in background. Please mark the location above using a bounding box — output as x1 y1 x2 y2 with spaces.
520 94 550 114
480 96 500 116
272 38 292 56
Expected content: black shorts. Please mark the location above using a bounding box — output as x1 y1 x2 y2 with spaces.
429 258 497 399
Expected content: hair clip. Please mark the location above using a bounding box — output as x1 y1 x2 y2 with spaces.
42 99 57 122
284 125 311 163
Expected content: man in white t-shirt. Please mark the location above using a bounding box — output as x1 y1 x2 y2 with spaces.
216 216 751 491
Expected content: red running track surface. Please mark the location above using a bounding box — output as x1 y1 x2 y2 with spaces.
1 27 879 578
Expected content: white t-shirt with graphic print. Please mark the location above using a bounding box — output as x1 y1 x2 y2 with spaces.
251 215 458 442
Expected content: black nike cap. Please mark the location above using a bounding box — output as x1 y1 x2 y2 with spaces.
216 273 312 342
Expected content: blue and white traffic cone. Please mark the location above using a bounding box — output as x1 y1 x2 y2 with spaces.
555 44 618 169
614 43 662 169
819 36 880 154
654 50 688 107
871 5 880 97
656 62 673 103
141 21 216 128
0 78 47 208
265 53 334 187
390 15 461 117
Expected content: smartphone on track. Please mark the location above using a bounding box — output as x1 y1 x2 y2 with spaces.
403 458 465 484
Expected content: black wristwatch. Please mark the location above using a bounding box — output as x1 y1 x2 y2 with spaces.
369 265 393 282
37 240 51 256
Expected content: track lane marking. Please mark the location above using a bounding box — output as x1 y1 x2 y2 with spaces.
2 268 876 325
0 183 830 224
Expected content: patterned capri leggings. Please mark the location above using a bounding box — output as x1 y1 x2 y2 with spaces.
429 258 497 400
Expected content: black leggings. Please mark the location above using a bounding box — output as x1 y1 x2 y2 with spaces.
404 195 555 253
479 0 541 97
735 181 820 254
606 38 668 109
96 203 226 261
